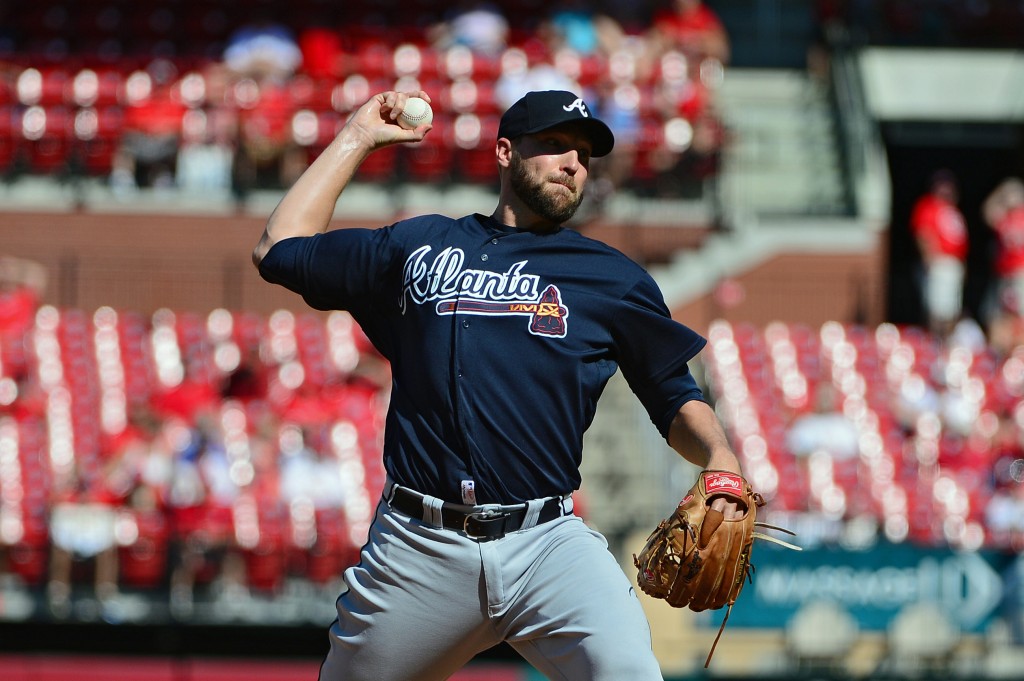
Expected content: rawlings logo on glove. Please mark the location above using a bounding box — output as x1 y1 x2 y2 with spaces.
633 470 799 667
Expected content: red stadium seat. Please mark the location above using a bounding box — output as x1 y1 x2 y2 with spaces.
20 105 72 175
302 508 360 585
355 144 399 182
6 516 49 586
15 67 70 107
631 115 667 183
448 113 499 185
241 512 288 593
0 105 20 174
68 68 124 108
355 42 393 81
402 115 454 183
69 105 124 176
118 510 170 589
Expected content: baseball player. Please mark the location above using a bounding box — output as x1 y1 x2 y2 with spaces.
253 89 744 681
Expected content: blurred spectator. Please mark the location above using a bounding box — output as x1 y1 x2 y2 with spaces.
428 1 510 57
221 11 303 84
893 372 940 433
494 52 580 112
0 255 46 380
46 461 122 618
188 11 307 196
221 346 269 404
164 417 247 616
583 79 641 214
175 107 236 194
643 42 726 198
986 483 1024 538
984 177 1024 352
151 359 220 425
229 78 307 196
910 169 969 339
537 0 627 59
0 255 45 337
109 61 186 194
297 23 345 80
278 424 345 510
645 0 730 68
785 382 860 460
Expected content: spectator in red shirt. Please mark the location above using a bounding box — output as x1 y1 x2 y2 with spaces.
910 169 969 339
646 0 731 67
46 461 122 618
298 25 344 81
0 256 46 381
109 63 187 193
0 256 45 334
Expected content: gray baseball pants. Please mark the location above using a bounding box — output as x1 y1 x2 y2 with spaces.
317 488 664 681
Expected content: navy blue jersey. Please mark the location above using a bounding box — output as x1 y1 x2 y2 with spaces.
259 213 707 503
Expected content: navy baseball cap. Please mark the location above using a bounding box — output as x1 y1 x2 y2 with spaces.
498 90 615 157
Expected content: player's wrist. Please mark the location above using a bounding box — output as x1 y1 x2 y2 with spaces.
331 123 378 157
704 450 742 476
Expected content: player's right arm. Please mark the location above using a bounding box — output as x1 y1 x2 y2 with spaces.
252 90 432 267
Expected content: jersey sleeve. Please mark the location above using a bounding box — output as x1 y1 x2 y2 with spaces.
257 227 401 312
611 274 708 439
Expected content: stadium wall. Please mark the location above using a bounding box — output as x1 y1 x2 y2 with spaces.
1 211 883 329
674 247 887 332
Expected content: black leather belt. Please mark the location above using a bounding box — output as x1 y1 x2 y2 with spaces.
386 486 566 540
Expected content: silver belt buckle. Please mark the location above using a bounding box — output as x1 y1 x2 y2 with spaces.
463 509 511 537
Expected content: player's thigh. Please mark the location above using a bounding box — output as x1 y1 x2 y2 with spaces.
507 520 663 681
319 503 496 681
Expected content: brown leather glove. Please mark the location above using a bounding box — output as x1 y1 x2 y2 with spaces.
634 470 796 666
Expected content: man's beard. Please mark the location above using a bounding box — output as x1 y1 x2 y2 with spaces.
509 150 585 225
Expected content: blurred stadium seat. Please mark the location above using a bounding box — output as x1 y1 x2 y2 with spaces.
0 0 731 198
785 599 859 674
883 601 961 676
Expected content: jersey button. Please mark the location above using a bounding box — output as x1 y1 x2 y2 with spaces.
480 254 489 261
462 319 470 328
491 239 498 245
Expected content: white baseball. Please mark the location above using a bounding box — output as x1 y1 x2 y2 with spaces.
397 97 433 129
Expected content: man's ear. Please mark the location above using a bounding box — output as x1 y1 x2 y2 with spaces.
496 137 513 168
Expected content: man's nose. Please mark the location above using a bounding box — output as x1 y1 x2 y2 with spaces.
561 150 580 173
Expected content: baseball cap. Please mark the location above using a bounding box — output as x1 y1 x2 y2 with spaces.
498 90 615 157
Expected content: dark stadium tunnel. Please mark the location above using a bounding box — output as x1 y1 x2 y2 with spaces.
884 121 1024 330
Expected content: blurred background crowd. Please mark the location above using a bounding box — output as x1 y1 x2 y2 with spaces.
2 1 1024 680
0 0 739 208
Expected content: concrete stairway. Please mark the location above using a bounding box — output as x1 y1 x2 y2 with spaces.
714 69 849 222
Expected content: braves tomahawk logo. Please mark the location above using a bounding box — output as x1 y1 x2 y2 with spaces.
402 245 569 338
563 98 589 117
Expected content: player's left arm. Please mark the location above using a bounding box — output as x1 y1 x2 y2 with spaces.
667 399 744 519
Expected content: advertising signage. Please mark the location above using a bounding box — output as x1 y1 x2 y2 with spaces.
710 542 1016 632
